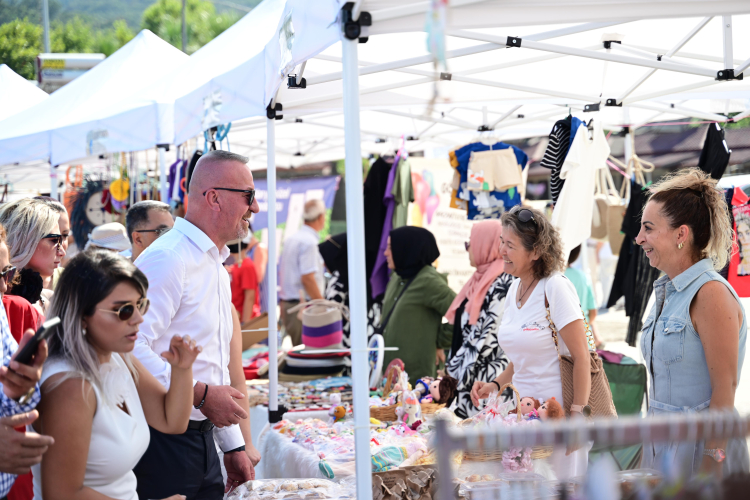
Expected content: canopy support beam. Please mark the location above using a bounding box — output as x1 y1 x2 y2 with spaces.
447 29 718 78
615 16 712 103
266 117 279 417
623 79 719 104
489 105 523 129
341 26 373 500
735 56 750 76
723 15 733 70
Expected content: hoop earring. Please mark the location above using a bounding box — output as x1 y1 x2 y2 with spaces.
678 243 684 250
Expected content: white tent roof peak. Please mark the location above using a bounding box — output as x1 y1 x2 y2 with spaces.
0 65 48 122
0 29 188 165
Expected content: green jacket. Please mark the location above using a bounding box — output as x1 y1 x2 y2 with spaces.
380 265 456 384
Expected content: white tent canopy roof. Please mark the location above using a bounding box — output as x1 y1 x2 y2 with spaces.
0 30 187 166
0 65 48 122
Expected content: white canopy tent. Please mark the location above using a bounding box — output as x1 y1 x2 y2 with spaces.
0 30 187 198
0 65 48 122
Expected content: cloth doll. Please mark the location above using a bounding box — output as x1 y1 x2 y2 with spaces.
509 397 541 416
538 397 564 420
414 377 434 402
331 406 346 423
426 376 458 405
402 394 420 426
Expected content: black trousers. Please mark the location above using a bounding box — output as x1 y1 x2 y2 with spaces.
134 425 224 500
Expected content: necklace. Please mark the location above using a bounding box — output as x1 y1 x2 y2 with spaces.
516 278 537 308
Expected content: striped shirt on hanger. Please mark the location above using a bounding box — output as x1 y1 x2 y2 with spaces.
540 120 572 204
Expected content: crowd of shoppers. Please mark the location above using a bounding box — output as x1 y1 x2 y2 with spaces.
0 159 746 498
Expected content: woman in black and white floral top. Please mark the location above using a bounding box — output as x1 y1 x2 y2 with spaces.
445 220 513 418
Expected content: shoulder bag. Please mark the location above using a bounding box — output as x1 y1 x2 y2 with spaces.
544 279 617 418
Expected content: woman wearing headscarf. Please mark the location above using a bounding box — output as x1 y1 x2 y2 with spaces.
380 226 456 384
319 233 350 347
445 220 513 418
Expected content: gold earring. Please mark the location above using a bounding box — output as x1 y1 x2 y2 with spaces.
678 243 684 249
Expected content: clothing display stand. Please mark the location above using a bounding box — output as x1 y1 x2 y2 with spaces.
433 410 750 500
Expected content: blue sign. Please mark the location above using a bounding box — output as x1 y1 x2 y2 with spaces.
250 176 340 231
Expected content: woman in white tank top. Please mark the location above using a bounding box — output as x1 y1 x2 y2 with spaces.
30 250 202 500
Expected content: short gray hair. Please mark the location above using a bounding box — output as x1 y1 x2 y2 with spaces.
197 150 248 166
303 199 326 222
126 201 171 243
0 198 59 269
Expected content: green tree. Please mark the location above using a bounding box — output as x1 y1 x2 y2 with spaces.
141 0 239 53
50 16 94 53
0 18 42 79
92 20 135 56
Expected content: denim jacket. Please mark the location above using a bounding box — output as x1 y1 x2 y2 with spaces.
641 258 748 475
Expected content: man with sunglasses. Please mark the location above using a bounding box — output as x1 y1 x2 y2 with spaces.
132 150 260 500
126 201 174 261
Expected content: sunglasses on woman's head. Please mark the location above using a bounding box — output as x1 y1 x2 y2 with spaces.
42 233 64 248
98 297 150 321
511 207 537 225
0 266 16 283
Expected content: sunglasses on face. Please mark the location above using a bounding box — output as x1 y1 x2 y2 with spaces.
42 233 64 249
135 226 171 238
0 266 16 283
97 297 150 321
203 187 256 206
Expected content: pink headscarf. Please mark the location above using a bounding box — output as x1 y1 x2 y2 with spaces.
445 220 505 325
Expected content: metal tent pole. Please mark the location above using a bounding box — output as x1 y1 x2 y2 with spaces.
267 117 279 414
341 18 373 500
49 163 57 200
158 146 168 202
722 15 733 70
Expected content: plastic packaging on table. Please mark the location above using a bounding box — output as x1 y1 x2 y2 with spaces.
568 468 663 497
462 474 553 500
228 478 350 500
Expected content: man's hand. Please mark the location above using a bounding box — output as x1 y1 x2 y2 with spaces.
224 450 255 493
0 411 55 475
0 329 48 400
246 443 261 466
194 383 248 427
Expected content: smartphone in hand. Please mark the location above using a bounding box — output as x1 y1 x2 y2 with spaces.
13 317 61 365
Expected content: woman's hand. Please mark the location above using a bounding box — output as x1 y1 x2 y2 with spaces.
161 335 202 370
435 348 445 366
470 381 495 407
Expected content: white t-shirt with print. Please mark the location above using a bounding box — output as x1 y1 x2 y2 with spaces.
496 274 583 405
551 120 611 258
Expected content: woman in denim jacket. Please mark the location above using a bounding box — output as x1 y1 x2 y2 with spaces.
637 168 748 479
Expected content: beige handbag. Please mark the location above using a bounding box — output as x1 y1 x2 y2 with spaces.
544 284 617 418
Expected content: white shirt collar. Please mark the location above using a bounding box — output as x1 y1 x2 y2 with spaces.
173 218 230 261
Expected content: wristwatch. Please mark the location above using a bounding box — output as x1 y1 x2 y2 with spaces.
703 448 726 463
570 404 592 417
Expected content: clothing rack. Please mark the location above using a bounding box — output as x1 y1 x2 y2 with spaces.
433 410 750 500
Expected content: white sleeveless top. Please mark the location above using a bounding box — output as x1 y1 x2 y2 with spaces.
31 354 150 500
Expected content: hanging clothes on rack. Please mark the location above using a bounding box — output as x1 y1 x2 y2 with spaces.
698 123 731 180
391 156 413 229
364 156 395 302
607 180 661 346
727 187 750 296
450 141 528 220
551 119 611 258
370 153 404 299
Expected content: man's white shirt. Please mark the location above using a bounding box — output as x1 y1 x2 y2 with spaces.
134 217 243 451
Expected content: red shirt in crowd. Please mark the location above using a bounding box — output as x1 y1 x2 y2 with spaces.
2 294 42 343
228 258 260 321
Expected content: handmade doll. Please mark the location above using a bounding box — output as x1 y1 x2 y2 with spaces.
331 406 346 423
426 376 458 405
414 377 434 402
402 394 420 426
538 397 564 420
509 397 541 416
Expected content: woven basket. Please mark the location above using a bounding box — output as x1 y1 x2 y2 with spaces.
462 383 553 461
369 401 446 421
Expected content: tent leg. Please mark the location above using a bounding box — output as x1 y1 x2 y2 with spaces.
158 146 168 202
267 117 279 417
49 163 58 200
723 15 733 70
342 33 373 500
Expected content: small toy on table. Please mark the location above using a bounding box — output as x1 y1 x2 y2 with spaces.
402 394 420 426
429 376 458 405
509 396 540 417
331 406 346 423
538 397 564 420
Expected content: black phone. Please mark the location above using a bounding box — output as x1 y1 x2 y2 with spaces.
13 317 61 365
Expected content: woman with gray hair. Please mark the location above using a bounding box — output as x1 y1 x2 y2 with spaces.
0 198 66 316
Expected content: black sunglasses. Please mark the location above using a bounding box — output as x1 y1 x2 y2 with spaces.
203 187 256 206
465 241 470 252
98 297 150 321
135 226 171 238
42 233 64 248
512 207 537 225
0 266 16 283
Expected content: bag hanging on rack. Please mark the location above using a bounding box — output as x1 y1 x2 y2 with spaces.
544 283 617 418
591 170 609 240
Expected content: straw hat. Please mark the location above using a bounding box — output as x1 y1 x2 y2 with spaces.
85 222 132 252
